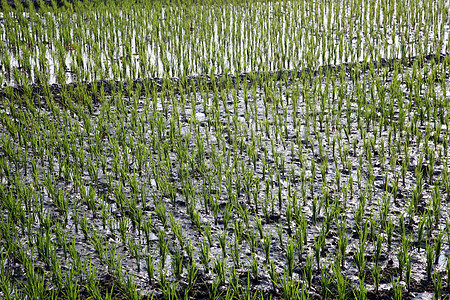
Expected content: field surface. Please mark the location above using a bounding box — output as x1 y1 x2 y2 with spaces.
1 0 450 299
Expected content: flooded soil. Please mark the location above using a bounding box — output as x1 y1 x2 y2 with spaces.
1 52 450 299
1 0 450 298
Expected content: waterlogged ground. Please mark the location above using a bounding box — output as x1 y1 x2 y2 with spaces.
0 0 449 86
1 0 450 299
1 53 450 299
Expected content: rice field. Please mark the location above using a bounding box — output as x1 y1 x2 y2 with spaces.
0 0 450 299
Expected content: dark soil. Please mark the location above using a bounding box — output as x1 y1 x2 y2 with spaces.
1 49 450 299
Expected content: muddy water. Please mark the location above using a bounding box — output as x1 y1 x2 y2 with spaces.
0 0 449 87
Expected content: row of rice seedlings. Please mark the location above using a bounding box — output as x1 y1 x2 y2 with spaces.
0 0 448 87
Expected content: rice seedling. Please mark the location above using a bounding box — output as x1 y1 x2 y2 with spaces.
392 276 404 300
432 271 443 300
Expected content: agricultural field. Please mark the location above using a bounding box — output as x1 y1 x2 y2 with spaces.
0 0 450 299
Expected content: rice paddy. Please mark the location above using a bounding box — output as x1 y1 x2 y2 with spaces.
0 0 450 299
